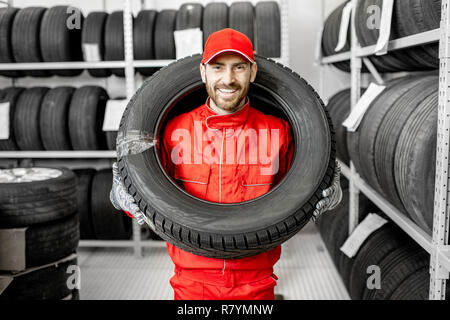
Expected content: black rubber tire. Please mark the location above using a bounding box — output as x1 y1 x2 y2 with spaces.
68 86 109 150
321 2 351 73
349 223 410 300
229 2 255 44
355 0 435 72
39 87 75 150
255 1 281 58
154 10 177 60
73 169 97 240
389 267 429 300
14 87 49 151
40 6 84 76
327 89 365 166
0 87 24 150
0 257 77 300
134 10 158 76
106 131 118 151
318 191 350 264
356 76 420 195
104 11 126 77
82 11 111 78
25 213 79 268
0 8 23 78
118 54 336 259
335 200 372 290
374 76 437 213
393 0 438 69
90 169 132 240
364 243 429 300
319 187 372 290
0 167 78 228
395 89 438 233
11 7 50 77
176 3 203 30
202 3 228 46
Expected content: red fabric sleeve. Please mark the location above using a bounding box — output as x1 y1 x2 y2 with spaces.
273 119 294 186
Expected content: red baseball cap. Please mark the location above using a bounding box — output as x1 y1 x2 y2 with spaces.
202 28 255 65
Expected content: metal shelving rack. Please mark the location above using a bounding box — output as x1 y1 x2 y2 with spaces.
0 0 290 257
320 0 450 300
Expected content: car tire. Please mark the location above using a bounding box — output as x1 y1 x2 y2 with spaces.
118 54 336 259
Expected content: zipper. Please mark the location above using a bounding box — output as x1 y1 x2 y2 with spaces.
222 259 226 275
220 129 226 275
219 128 225 203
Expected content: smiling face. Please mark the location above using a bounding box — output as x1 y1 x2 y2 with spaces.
200 51 258 114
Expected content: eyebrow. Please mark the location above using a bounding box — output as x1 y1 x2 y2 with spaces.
209 62 249 67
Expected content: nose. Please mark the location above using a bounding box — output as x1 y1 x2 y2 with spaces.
222 67 236 85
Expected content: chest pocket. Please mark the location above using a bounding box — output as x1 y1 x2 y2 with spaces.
173 164 211 199
239 165 274 201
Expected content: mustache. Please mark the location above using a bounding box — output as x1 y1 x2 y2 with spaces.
215 86 241 90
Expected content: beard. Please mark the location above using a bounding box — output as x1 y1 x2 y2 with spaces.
205 77 250 113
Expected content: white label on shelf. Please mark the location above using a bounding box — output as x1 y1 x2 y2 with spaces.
340 213 388 258
334 2 353 52
343 83 386 132
0 103 10 140
82 43 101 62
102 100 128 131
174 28 203 60
374 0 394 55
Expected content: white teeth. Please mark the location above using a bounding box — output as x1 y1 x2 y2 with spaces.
218 88 236 93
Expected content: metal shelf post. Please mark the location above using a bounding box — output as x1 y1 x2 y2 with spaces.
123 0 142 259
430 0 450 300
349 0 362 234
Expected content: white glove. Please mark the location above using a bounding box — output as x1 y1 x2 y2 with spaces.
313 160 343 221
110 162 146 225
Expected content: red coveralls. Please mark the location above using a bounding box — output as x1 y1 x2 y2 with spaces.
157 97 294 300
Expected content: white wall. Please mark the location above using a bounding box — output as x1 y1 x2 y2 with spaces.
0 0 351 102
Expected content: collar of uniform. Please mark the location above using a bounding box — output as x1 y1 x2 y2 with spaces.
203 97 250 130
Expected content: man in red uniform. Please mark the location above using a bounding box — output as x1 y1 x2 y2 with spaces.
111 29 342 300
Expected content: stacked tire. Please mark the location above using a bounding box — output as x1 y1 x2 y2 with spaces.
345 75 438 234
0 6 84 78
0 86 114 151
326 88 366 165
1 2 282 79
0 167 79 300
355 0 440 72
316 196 450 300
321 1 352 72
315 179 374 289
74 169 131 240
322 0 441 73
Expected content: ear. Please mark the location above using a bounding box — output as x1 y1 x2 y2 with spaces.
250 62 258 83
200 63 206 83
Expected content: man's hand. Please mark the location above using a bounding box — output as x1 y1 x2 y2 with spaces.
313 160 343 221
110 162 146 225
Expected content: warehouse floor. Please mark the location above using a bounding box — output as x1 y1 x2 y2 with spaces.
77 222 350 300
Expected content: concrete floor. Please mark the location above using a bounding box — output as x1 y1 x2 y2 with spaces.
77 222 350 300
